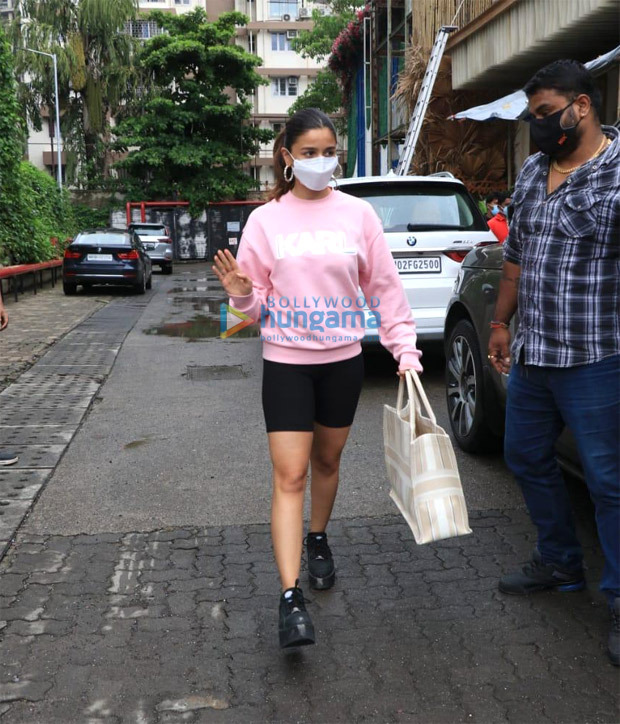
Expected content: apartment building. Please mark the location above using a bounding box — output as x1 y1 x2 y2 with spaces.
0 0 15 22
127 0 208 38
235 0 332 188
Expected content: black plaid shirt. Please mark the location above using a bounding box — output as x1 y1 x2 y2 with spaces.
504 124 620 368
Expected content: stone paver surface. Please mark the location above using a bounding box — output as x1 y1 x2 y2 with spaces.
0 266 618 723
0 512 618 723
0 285 119 392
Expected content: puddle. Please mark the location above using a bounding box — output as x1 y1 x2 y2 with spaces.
170 297 225 314
124 438 150 449
186 364 246 380
167 287 210 294
143 314 259 339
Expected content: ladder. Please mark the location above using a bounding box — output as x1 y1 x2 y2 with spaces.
395 25 458 176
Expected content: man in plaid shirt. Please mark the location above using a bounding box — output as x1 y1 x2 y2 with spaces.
488 59 619 666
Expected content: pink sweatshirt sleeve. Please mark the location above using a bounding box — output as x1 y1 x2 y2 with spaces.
359 211 423 372
228 216 272 323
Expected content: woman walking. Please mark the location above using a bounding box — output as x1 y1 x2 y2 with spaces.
213 108 422 649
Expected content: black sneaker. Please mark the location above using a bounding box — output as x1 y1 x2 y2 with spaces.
499 549 585 595
305 531 335 590
278 580 315 649
608 597 620 666
0 452 18 466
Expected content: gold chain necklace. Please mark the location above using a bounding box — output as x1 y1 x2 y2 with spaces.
551 136 611 175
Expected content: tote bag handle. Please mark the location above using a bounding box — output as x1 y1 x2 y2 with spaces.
395 369 437 439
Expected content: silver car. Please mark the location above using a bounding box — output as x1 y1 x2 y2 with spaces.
127 222 174 274
444 244 581 476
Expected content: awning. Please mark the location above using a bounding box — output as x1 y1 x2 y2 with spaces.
449 45 620 121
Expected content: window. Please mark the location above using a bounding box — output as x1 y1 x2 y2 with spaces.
268 1 298 18
174 0 190 4
74 232 131 246
271 32 292 51
340 183 487 232
272 122 285 134
272 77 298 97
125 20 163 39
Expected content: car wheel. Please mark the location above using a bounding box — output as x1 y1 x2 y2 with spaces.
135 274 146 295
146 273 152 290
445 319 500 453
63 282 77 295
164 263 173 275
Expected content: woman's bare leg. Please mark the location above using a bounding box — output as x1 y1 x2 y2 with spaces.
309 423 352 533
269 431 313 591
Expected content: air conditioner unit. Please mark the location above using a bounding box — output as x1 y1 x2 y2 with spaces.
297 7 311 19
286 30 298 39
281 13 291 21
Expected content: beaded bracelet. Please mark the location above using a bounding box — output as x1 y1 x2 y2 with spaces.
490 321 509 329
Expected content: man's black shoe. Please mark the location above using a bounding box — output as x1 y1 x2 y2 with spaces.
499 550 585 595
608 597 620 666
305 531 335 590
278 580 315 649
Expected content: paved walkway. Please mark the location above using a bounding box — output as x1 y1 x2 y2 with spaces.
0 514 618 723
0 285 117 392
0 272 618 723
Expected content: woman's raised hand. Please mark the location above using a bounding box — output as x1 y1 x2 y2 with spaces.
212 249 253 297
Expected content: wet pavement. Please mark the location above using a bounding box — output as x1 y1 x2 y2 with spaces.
0 263 618 723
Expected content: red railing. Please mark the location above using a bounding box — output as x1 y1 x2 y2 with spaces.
0 260 63 302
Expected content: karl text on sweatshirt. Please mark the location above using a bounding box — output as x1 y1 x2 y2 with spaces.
229 189 422 371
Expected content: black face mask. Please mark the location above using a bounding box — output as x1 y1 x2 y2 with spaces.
526 101 583 157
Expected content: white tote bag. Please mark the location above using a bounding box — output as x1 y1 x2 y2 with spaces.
383 369 472 544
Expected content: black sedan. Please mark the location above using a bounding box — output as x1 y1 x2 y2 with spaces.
444 244 581 477
63 229 152 295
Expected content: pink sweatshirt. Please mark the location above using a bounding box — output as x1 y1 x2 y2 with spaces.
229 189 422 371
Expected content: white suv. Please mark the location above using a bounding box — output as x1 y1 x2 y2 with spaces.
334 174 497 341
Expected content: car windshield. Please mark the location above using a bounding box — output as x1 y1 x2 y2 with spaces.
340 183 488 233
132 227 166 236
74 232 130 245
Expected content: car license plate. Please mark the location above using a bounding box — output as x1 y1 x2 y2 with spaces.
394 256 442 274
87 254 113 261
144 244 156 250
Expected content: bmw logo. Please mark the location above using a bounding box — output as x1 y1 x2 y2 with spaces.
406 236 417 247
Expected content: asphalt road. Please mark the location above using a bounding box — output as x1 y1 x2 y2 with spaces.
25 263 524 537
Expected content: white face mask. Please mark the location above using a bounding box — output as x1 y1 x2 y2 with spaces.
285 150 338 191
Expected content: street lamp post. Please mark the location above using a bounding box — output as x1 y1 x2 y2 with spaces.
24 48 62 191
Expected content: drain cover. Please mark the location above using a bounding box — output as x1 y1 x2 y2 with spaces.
186 365 246 381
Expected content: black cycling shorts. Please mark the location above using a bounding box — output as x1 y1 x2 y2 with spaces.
262 353 365 432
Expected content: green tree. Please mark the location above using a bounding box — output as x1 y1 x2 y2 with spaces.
113 9 272 213
0 22 31 264
288 70 345 131
11 0 142 188
1 25 75 265
290 1 365 120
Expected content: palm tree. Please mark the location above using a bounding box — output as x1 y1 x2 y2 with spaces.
11 0 141 187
